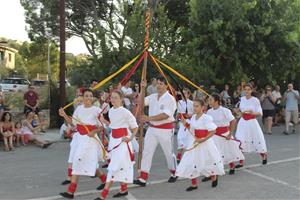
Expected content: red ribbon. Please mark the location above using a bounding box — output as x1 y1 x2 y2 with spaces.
214 126 243 150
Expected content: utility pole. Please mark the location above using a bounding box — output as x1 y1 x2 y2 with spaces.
59 0 66 107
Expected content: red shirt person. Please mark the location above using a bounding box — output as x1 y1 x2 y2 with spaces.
24 85 40 114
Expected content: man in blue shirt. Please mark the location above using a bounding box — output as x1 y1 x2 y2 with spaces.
283 83 299 135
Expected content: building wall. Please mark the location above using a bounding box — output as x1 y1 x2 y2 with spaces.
0 46 17 69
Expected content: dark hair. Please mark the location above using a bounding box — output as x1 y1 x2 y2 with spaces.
112 90 124 99
25 111 33 118
133 83 140 93
182 88 191 95
193 98 205 106
211 93 221 105
15 121 22 127
156 75 167 85
83 88 94 96
244 83 253 89
1 112 12 122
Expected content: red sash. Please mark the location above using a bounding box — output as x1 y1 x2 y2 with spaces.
194 129 208 138
215 126 229 136
110 128 134 161
242 113 256 120
111 128 128 138
149 122 174 129
76 124 96 135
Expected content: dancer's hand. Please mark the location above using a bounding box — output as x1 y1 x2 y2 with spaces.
122 136 132 142
226 133 232 140
87 130 96 137
58 108 67 117
140 115 150 123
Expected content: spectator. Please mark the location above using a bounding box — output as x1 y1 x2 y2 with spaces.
260 86 276 134
0 112 15 151
233 85 242 104
0 89 4 120
147 78 157 95
73 87 84 109
220 84 232 106
15 122 24 146
23 85 46 132
121 81 133 109
22 111 52 148
208 83 219 94
272 85 283 126
282 83 299 135
131 83 140 117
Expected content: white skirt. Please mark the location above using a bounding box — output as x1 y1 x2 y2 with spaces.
68 132 80 163
176 138 225 179
72 134 104 176
106 135 134 183
177 122 194 150
212 132 245 165
235 118 267 153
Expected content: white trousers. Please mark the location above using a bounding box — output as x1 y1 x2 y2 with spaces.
141 127 176 174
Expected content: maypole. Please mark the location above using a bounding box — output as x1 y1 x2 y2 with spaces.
137 0 153 171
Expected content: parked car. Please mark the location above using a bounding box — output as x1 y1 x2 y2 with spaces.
0 77 31 92
32 79 48 86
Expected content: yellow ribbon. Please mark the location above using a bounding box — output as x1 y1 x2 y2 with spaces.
63 50 145 110
151 55 210 97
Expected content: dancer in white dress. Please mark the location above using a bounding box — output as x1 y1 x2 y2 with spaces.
95 91 138 200
176 88 193 163
206 94 244 177
235 84 268 168
59 89 107 199
176 99 225 191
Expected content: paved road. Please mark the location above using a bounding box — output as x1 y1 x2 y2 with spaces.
0 125 299 200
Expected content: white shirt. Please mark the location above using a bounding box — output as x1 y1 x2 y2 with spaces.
272 90 282 99
190 114 217 133
145 91 177 125
207 106 235 127
72 105 102 126
239 96 262 115
108 106 138 129
121 86 133 107
177 99 193 114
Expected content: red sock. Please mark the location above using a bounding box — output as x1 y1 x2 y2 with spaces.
67 183 77 194
67 168 72 177
260 153 267 159
191 178 197 186
101 188 109 199
120 183 127 192
169 169 176 176
139 171 149 181
229 162 235 169
177 152 182 161
100 174 106 183
210 175 216 181
239 160 244 165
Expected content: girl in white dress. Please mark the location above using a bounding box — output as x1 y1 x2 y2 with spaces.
207 94 244 176
235 84 267 168
176 99 224 191
95 91 138 200
176 88 194 163
59 89 107 199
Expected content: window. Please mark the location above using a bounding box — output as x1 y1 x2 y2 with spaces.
8 53 11 62
0 51 4 61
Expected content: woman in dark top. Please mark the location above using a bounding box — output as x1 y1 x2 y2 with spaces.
0 112 15 151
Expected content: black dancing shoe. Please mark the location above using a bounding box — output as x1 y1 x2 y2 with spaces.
102 164 109 168
262 159 267 165
229 169 235 175
212 176 218 188
59 192 74 199
186 186 198 191
235 164 244 169
113 191 128 198
168 176 178 183
201 176 211 182
97 183 105 190
133 179 146 187
61 180 71 185
42 143 53 149
94 197 104 200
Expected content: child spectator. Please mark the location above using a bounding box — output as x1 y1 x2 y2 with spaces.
15 122 24 146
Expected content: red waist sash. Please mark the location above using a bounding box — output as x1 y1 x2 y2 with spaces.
242 113 256 120
194 129 208 138
76 124 96 135
111 128 128 138
215 126 229 136
109 128 134 161
149 122 174 129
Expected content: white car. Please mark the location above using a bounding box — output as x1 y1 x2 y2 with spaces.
0 78 31 92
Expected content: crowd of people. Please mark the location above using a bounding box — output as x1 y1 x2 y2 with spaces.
0 85 51 151
57 76 299 200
